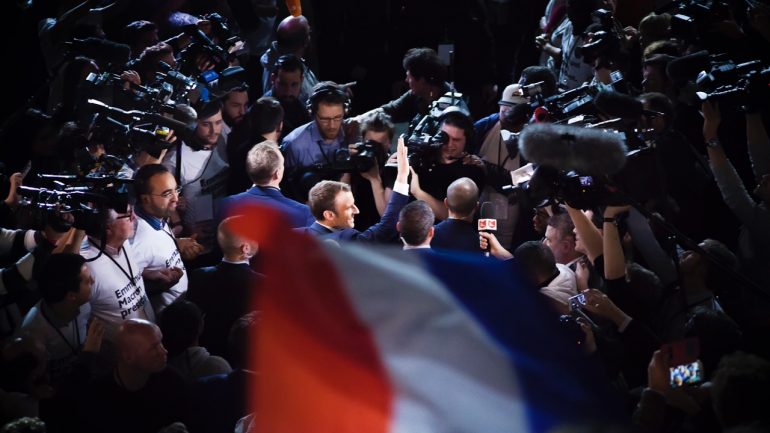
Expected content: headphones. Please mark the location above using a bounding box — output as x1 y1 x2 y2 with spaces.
306 82 350 117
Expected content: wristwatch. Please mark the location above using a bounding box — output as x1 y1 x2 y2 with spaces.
706 138 721 149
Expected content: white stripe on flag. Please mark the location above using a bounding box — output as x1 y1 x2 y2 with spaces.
327 245 532 433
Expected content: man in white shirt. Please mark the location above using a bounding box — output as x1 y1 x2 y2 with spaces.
162 101 230 253
81 204 154 341
131 164 199 313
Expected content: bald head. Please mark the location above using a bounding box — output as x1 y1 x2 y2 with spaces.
116 319 167 373
217 216 258 261
445 178 479 219
277 15 310 53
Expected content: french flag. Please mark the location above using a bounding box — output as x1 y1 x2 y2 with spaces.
231 204 621 433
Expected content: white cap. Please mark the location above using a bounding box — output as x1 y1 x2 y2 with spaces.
499 84 528 106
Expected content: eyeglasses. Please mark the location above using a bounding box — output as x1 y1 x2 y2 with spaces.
151 187 182 199
316 115 344 125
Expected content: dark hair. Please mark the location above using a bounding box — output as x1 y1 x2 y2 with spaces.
307 81 348 114
547 213 575 242
132 164 170 196
273 54 304 75
685 309 742 377
158 301 203 357
360 111 395 141
402 47 446 87
440 110 475 145
249 96 284 136
639 92 674 125
520 66 558 97
514 240 558 284
196 99 224 120
308 181 350 220
38 254 87 304
398 200 435 246
712 352 770 428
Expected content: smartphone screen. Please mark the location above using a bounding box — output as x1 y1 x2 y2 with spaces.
670 360 704 388
568 293 586 310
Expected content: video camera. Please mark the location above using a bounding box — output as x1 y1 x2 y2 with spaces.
659 0 732 42
405 91 467 166
17 173 132 233
576 9 624 67
306 140 386 175
177 13 248 75
695 59 770 110
528 71 624 123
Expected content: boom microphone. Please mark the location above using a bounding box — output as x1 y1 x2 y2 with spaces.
666 50 710 84
518 123 627 175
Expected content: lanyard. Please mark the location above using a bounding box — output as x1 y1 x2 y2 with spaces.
40 306 80 356
104 246 137 289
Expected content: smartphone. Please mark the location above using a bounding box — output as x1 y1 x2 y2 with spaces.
568 293 586 311
670 360 704 388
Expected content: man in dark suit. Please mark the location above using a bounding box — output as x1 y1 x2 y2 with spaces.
397 200 435 250
187 216 261 360
220 141 314 228
432 177 482 253
301 137 410 244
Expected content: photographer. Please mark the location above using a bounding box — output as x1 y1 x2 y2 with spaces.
702 101 770 288
409 110 485 221
262 54 310 139
259 15 318 102
348 111 395 231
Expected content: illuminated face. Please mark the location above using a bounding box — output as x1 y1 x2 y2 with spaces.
108 206 136 243
439 123 466 163
543 225 575 264
223 90 249 125
75 265 94 305
315 102 345 141
363 130 392 154
329 190 358 229
141 172 179 218
272 69 303 100
195 110 224 148
130 326 168 373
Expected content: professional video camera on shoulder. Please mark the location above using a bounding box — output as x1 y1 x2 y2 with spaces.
576 9 625 68
658 0 732 42
177 13 248 75
305 139 386 175
17 173 132 234
405 92 467 165
528 71 625 123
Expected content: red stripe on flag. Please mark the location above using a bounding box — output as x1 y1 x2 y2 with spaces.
231 203 392 433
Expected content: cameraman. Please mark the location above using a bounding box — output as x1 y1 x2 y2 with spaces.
409 110 486 221
702 101 770 288
281 81 350 193
349 111 395 231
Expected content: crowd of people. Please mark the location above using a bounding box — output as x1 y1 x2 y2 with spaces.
1 0 770 432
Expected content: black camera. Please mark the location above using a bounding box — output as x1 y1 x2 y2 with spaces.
405 93 467 167
307 139 385 174
575 9 623 67
695 60 770 110
663 0 731 42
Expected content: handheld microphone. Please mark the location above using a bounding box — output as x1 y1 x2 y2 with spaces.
478 202 497 257
519 123 627 175
533 106 551 123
